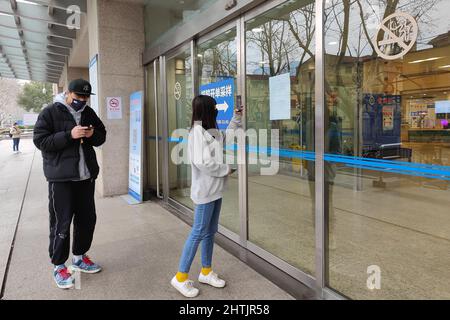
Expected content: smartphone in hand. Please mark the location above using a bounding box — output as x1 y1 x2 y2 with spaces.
235 95 243 114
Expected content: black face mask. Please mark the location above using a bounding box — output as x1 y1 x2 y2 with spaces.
71 99 87 111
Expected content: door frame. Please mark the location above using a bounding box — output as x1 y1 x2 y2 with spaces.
145 59 164 199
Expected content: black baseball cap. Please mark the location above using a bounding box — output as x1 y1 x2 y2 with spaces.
68 79 96 96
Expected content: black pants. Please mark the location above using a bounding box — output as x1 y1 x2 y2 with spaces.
48 179 97 266
13 138 20 151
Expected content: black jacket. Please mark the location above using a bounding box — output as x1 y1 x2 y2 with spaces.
33 102 106 182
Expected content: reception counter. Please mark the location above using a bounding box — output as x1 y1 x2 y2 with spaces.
408 129 450 142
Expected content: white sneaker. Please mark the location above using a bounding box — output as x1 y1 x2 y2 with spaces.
198 271 226 288
171 276 199 298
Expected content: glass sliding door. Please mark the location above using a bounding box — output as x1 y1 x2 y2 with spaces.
324 0 450 299
245 0 316 276
167 45 194 209
146 61 163 198
197 25 240 235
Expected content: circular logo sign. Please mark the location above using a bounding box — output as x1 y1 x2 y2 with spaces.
174 82 182 101
109 98 119 109
373 12 418 60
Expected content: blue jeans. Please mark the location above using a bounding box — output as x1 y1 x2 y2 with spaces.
178 198 222 273
13 138 20 151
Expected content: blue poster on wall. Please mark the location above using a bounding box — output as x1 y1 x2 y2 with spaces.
128 91 143 203
362 94 401 149
200 78 234 130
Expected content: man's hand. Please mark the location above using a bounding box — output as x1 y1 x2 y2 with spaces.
85 126 94 138
228 167 237 176
71 126 88 139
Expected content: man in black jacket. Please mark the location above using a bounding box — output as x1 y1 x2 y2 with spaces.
34 79 106 289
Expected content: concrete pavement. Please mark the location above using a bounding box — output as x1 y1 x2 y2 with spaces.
0 138 35 297
0 138 294 300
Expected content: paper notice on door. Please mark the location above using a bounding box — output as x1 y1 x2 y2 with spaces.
269 73 291 120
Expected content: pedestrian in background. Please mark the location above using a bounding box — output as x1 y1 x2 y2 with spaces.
10 122 22 153
33 79 107 290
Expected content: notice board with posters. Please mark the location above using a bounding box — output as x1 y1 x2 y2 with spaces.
362 94 401 148
128 91 144 203
200 78 234 130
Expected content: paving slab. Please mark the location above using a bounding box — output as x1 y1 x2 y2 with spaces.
1 140 294 300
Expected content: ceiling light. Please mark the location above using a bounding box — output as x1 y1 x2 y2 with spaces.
409 57 443 64
252 28 263 33
328 41 338 45
439 65 450 69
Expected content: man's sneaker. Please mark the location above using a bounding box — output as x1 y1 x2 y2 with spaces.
198 271 226 288
171 276 199 298
70 255 102 274
53 265 74 289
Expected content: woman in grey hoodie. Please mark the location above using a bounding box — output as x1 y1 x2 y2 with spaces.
171 95 242 298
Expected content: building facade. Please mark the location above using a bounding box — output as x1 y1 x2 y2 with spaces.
2 0 449 300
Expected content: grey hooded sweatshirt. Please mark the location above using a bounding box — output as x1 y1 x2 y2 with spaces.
54 93 91 181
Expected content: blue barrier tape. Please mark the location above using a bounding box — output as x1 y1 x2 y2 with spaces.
153 137 450 181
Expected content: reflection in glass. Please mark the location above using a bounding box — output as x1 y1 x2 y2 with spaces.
246 0 316 275
167 47 193 208
325 0 450 299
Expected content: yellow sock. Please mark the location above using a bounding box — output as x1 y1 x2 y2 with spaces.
201 267 212 276
176 272 188 282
